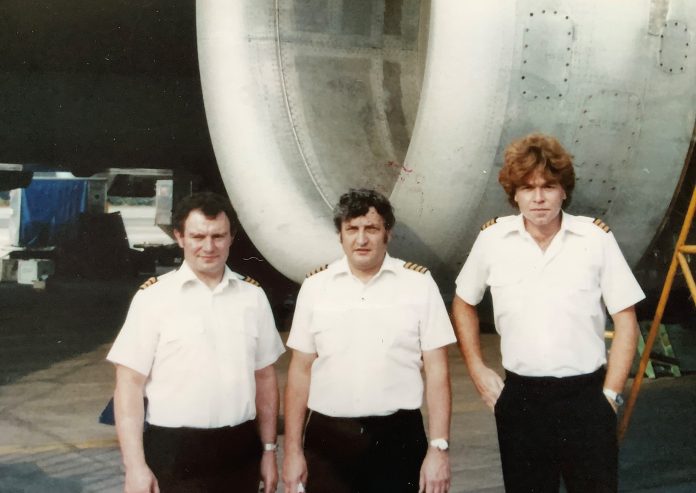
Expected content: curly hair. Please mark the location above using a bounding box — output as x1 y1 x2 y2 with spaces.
332 188 395 232
498 133 575 208
172 192 239 234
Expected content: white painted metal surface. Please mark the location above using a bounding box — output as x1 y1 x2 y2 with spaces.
198 0 696 284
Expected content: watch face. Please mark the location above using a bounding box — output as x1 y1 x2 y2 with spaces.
615 394 625 406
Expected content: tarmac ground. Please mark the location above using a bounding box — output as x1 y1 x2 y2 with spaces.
0 276 694 493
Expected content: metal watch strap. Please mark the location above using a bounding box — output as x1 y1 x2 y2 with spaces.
603 388 624 406
429 438 449 451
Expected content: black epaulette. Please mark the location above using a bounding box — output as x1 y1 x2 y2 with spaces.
139 277 158 290
481 217 498 230
592 218 611 233
243 276 261 287
403 261 429 274
306 264 328 278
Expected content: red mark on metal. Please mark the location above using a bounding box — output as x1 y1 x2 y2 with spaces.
386 161 413 173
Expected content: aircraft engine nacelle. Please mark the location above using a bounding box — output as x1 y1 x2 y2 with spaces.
197 0 696 285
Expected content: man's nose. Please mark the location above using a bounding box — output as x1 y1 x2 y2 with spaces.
533 188 544 201
202 237 214 250
356 230 368 244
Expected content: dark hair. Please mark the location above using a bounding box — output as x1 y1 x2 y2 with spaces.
332 188 395 232
172 192 239 234
498 133 576 208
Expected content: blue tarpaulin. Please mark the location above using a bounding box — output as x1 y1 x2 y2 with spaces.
19 179 88 247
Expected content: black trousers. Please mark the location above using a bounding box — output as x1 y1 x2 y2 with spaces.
304 409 428 493
494 368 618 493
143 420 262 493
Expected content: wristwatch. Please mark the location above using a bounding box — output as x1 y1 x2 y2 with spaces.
603 388 624 407
263 442 278 452
429 438 449 451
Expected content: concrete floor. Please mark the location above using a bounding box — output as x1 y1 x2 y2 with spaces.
0 277 694 492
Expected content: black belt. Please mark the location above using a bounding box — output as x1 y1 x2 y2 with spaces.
504 367 605 389
310 408 422 430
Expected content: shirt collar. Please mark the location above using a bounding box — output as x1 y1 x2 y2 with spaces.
332 253 398 279
504 211 585 237
558 211 586 236
174 261 237 290
498 214 525 236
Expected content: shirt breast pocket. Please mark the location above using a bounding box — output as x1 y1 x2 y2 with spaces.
309 309 350 356
158 317 204 355
488 270 525 317
383 306 419 351
558 267 601 313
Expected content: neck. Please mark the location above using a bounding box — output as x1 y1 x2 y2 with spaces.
195 271 225 290
523 215 562 251
349 256 385 284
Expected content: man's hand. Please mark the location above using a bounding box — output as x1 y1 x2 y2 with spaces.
282 449 308 493
419 448 450 493
451 296 503 411
470 363 504 411
260 450 279 492
124 464 159 493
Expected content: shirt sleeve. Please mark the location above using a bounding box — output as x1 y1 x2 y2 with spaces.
253 288 286 369
455 232 489 305
106 292 159 376
420 273 457 351
286 279 318 354
600 232 646 314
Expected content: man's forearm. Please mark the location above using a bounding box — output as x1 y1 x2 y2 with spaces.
422 347 451 440
114 365 148 470
452 295 486 370
255 365 280 445
283 352 313 453
605 306 639 393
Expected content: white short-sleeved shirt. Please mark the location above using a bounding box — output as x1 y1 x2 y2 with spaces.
287 254 456 418
455 212 645 377
107 262 285 428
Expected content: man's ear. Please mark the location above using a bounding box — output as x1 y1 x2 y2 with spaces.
174 229 185 249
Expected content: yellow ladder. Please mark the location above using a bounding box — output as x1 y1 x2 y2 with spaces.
619 184 696 440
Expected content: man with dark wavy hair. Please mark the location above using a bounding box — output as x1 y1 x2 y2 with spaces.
283 188 456 493
452 134 644 492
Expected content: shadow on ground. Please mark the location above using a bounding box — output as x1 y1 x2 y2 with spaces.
0 462 83 493
0 278 137 386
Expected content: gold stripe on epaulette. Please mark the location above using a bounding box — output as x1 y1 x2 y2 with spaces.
306 264 328 278
592 218 611 233
139 277 158 290
403 262 429 274
243 276 261 287
480 217 498 231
